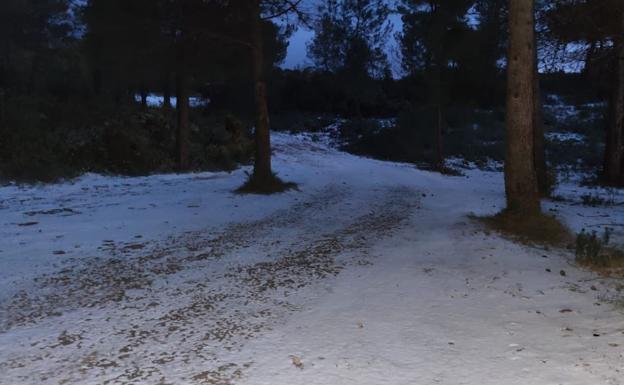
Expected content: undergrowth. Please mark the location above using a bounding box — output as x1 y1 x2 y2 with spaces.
576 228 624 274
236 172 298 195
477 210 573 248
479 210 624 276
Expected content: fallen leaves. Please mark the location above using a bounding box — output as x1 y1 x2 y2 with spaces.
290 355 304 370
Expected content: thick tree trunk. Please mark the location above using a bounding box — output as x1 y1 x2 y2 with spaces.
504 0 541 214
604 11 624 185
533 41 548 196
250 0 272 180
176 42 190 171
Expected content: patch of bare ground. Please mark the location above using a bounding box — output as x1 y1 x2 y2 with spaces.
476 210 574 248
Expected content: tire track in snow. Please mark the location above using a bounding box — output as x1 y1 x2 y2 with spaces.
0 185 348 331
0 185 421 385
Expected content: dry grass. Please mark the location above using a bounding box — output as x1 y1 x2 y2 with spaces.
578 246 624 277
478 210 624 277
477 210 574 248
236 172 298 195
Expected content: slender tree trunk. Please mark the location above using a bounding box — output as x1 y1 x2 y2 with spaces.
250 0 272 181
163 69 172 111
504 0 541 214
92 68 102 97
604 10 624 185
27 52 41 96
533 39 548 196
140 82 148 110
435 104 445 171
432 64 445 172
176 41 190 171
354 98 363 120
113 84 123 106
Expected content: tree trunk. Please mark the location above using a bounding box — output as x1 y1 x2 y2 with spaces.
250 0 272 180
176 42 190 171
140 82 148 110
163 70 172 111
92 68 102 97
504 0 541 214
604 10 624 185
113 84 123 106
533 39 548 196
435 104 445 171
429 59 445 172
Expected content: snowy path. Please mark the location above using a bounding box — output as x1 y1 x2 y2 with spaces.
0 133 623 384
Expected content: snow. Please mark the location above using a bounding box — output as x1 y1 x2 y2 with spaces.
446 156 504 172
545 131 587 143
133 93 209 108
547 182 624 247
1 132 623 385
543 95 605 125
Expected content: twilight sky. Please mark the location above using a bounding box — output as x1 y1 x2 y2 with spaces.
280 11 406 73
282 28 316 69
280 18 586 75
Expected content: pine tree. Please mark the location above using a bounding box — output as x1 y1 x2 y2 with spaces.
545 0 623 185
504 0 541 214
605 7 624 185
398 0 473 171
237 0 304 192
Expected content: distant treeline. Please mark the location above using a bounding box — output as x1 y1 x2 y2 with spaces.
0 0 621 186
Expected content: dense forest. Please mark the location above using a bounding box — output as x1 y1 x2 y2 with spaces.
1 0 621 190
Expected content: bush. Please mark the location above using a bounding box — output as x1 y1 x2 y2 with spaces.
269 112 334 133
0 97 83 181
575 228 617 268
0 98 253 182
343 109 436 166
581 193 615 207
341 106 505 169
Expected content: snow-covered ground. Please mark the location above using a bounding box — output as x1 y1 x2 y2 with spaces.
1 133 623 385
545 131 587 143
544 95 605 124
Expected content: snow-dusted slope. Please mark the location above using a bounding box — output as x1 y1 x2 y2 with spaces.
0 133 622 385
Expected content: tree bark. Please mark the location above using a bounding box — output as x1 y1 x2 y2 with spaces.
176 41 190 171
250 0 272 180
604 10 624 185
435 104 445 171
163 70 172 111
140 82 148 110
533 39 548 196
504 0 541 214
428 56 445 172
92 68 102 97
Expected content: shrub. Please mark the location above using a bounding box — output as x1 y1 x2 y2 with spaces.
581 193 615 207
0 98 253 182
343 109 437 166
575 228 614 268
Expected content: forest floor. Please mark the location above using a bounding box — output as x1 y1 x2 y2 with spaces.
1 132 623 385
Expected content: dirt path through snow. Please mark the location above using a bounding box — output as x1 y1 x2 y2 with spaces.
1 133 623 385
